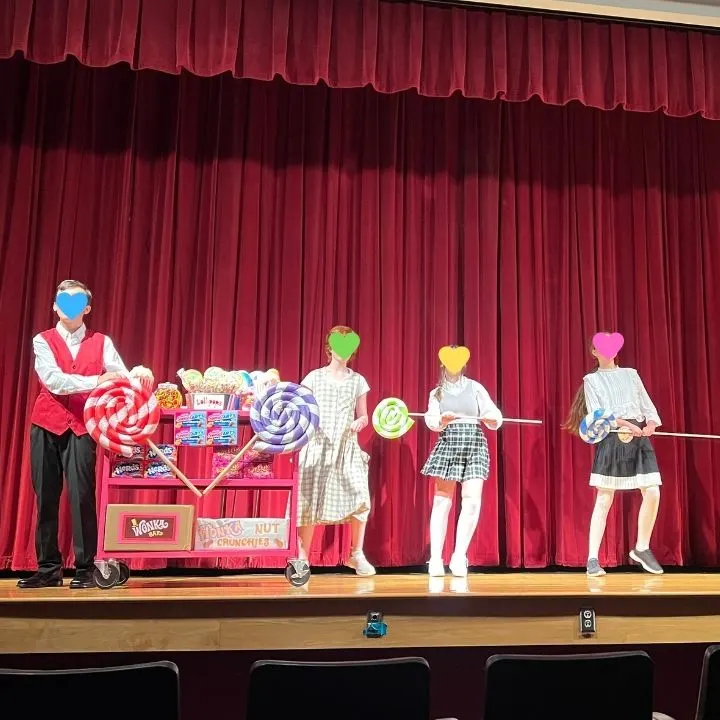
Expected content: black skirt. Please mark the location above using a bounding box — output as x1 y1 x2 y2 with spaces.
590 420 661 490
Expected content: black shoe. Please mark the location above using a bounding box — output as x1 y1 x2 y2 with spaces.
70 569 96 589
17 571 63 588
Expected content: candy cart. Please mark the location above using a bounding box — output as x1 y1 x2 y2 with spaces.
85 376 318 589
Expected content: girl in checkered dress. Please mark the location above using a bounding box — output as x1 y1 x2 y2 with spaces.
296 326 375 576
421 361 502 578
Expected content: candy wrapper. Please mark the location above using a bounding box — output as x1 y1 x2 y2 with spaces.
174 427 207 446
111 460 144 478
144 461 175 479
174 411 207 428
238 389 255 413
146 443 177 462
113 446 144 462
207 426 238 446
211 447 274 479
207 411 238 428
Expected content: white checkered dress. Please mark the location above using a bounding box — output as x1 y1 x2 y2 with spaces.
297 368 371 525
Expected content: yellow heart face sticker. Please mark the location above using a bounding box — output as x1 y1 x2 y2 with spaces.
438 346 470 375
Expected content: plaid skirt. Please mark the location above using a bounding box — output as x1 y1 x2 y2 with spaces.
420 423 490 483
590 420 662 490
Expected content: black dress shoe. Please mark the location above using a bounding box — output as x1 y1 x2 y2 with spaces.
70 570 96 589
17 571 63 588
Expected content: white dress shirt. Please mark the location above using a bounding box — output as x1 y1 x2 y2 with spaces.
33 323 129 395
424 377 503 431
583 367 661 426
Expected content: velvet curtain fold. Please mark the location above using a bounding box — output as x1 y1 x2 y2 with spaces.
2 0 720 117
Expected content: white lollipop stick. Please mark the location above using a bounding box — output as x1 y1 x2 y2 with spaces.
612 428 720 440
409 413 542 424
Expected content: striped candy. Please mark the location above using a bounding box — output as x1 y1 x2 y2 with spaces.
250 382 320 453
372 398 415 439
84 378 160 456
579 408 617 444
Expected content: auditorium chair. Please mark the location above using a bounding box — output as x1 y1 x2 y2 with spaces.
247 657 456 720
0 660 179 719
483 651 674 720
694 645 720 719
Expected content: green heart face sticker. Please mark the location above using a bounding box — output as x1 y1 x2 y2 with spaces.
329 331 360 360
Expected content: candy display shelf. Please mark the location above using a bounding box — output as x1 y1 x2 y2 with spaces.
94 408 309 589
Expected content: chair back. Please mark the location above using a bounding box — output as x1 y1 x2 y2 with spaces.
248 657 430 719
484 651 654 720
696 645 720 720
0 661 179 719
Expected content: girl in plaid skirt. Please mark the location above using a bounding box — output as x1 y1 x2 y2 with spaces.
421 359 502 577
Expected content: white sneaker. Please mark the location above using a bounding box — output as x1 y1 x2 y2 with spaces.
449 554 468 577
346 551 376 576
428 558 445 577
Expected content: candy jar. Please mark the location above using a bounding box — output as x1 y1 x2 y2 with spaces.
155 382 183 409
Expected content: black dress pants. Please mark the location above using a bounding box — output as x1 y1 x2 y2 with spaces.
30 425 98 573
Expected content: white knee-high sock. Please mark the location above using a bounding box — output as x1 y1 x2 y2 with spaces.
588 489 615 560
429 495 452 561
636 486 660 551
453 480 483 560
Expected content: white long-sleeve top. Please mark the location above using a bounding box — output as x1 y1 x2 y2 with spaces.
583 367 661 426
424 377 503 432
33 323 129 395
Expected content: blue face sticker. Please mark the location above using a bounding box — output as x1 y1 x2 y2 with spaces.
55 292 88 321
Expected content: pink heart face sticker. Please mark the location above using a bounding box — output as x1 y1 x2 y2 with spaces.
592 332 624 359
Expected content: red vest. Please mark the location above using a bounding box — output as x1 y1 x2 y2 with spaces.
30 329 106 436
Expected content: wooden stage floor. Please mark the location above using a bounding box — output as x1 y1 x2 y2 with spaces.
2 571 720 654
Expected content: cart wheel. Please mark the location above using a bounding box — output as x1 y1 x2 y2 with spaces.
285 560 311 587
117 562 130 586
93 563 121 589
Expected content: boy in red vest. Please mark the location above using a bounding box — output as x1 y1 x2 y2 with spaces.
19 280 152 589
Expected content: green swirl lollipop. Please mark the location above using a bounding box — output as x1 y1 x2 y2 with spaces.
372 398 415 439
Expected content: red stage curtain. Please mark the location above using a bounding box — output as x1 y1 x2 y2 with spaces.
2 0 720 118
2 55 720 571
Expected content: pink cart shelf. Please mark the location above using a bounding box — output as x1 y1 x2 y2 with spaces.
94 409 310 588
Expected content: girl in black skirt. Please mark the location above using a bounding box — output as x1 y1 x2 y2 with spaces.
564 335 662 577
421 359 502 578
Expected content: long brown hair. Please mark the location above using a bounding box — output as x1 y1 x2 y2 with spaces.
562 385 592 435
562 335 611 434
